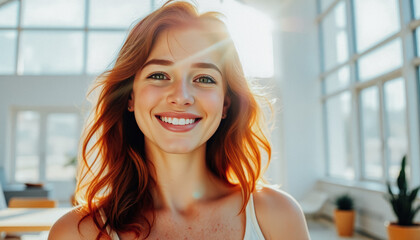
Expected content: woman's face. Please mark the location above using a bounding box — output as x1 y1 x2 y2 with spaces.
129 26 230 155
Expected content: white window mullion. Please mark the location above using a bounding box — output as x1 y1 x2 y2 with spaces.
82 0 89 74
400 0 420 186
379 82 389 183
355 88 366 180
322 101 330 176
38 111 47 182
9 110 17 183
345 0 361 181
14 0 22 75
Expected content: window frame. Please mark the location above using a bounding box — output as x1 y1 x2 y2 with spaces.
318 0 420 186
0 0 154 76
10 106 83 183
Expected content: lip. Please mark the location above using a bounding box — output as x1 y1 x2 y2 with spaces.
155 112 202 119
155 112 202 132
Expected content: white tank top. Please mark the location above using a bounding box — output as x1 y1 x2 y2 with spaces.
101 193 265 240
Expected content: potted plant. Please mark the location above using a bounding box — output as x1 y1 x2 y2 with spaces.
385 155 420 240
334 193 355 237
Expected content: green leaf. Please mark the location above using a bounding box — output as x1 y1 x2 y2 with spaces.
385 155 420 226
409 186 420 203
397 156 407 194
413 205 420 217
386 182 395 199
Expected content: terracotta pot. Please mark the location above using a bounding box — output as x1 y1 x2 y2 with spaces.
386 222 420 240
334 209 355 237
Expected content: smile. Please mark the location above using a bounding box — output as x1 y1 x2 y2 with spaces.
159 116 196 125
155 113 202 132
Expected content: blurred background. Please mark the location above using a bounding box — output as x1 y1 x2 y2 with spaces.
0 0 419 239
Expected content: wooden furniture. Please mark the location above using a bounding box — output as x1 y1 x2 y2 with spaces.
8 197 57 208
0 207 72 232
3 185 51 206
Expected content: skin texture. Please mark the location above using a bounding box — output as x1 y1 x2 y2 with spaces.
49 188 310 240
130 27 230 156
48 27 310 240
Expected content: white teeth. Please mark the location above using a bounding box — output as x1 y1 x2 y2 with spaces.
160 116 196 125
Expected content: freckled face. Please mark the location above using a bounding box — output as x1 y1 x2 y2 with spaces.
129 27 230 155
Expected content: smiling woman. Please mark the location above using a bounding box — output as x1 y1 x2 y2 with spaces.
48 1 309 239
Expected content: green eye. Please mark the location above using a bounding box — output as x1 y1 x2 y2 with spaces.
148 73 169 80
195 76 215 84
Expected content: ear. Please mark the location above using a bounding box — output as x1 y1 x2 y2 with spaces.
223 95 231 115
128 91 134 112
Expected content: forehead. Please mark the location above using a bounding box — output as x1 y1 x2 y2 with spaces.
147 26 224 64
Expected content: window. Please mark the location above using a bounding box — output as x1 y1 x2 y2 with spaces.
325 92 352 178
384 78 408 179
353 0 400 53
318 0 418 184
0 0 273 78
19 31 84 75
360 86 382 179
12 109 81 183
321 0 348 72
0 0 146 76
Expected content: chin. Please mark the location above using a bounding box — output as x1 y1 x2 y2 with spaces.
159 141 204 154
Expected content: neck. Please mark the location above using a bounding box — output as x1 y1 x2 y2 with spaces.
146 143 228 213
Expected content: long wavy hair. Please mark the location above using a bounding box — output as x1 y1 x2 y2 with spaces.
75 1 271 239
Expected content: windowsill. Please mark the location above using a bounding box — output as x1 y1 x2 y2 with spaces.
318 177 387 194
318 177 420 203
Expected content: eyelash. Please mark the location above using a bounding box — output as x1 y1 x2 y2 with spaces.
147 72 169 80
147 72 216 84
194 75 216 84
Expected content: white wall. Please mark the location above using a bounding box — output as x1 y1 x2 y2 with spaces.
243 0 323 199
274 0 324 199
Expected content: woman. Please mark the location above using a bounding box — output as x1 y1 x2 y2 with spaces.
49 1 310 239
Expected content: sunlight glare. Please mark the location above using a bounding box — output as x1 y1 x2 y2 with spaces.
196 0 274 78
222 0 274 78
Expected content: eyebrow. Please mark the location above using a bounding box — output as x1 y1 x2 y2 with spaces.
142 59 222 75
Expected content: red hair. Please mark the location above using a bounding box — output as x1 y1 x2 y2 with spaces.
75 1 271 239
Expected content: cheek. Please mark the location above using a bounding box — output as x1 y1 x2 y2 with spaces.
199 91 225 113
132 86 161 132
134 86 160 109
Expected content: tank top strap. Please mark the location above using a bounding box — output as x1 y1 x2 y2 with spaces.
243 193 266 240
99 209 121 240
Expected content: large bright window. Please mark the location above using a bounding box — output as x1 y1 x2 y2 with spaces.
12 109 81 183
325 92 352 178
0 0 273 78
318 0 418 184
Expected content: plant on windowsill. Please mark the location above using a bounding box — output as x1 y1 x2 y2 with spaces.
334 193 355 237
385 155 420 240
64 156 77 168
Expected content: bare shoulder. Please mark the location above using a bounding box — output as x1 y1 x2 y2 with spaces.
48 207 101 240
252 186 310 240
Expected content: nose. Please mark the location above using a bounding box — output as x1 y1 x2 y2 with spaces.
167 79 194 106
